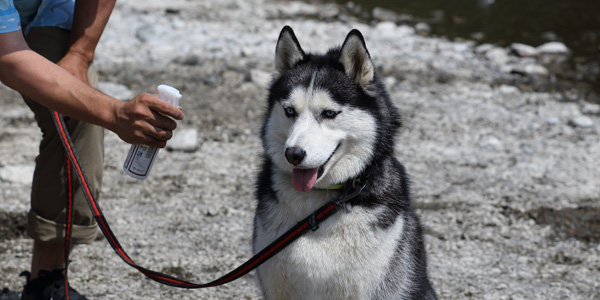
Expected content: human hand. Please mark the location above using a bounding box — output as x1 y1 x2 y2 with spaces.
111 93 184 147
56 52 91 85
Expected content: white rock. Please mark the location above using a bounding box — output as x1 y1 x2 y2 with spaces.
546 117 560 126
397 25 416 37
485 47 510 65
581 103 600 115
510 43 540 57
277 2 318 17
524 64 549 75
372 7 398 22
475 43 494 55
374 22 414 38
318 4 339 19
511 64 549 76
415 22 431 34
384 76 398 88
0 107 32 119
479 135 503 150
537 42 569 54
167 128 198 152
0 165 35 184
499 84 520 94
135 25 157 43
98 82 134 101
568 116 595 128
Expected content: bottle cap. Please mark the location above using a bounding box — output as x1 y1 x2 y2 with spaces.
157 84 182 107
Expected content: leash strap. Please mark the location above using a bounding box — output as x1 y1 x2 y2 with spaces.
52 111 366 288
64 152 74 300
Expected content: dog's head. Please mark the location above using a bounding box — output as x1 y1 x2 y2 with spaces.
262 26 400 192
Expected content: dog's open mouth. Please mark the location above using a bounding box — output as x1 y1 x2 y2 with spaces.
292 144 340 192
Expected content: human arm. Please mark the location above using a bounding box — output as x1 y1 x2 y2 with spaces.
57 0 116 84
0 31 184 148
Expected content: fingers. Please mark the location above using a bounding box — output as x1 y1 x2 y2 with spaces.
114 93 184 147
145 95 184 120
147 110 176 141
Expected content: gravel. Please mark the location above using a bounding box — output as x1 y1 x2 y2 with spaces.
1 0 599 299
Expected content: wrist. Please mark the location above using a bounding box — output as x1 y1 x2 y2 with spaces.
107 99 124 133
64 49 94 65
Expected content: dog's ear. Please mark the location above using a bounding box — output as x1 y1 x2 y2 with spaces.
339 29 375 89
274 26 305 77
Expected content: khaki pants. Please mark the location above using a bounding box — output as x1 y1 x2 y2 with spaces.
22 27 104 245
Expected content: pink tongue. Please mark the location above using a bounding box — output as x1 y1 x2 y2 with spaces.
292 168 319 192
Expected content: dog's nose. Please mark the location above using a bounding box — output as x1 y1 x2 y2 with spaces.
285 147 306 166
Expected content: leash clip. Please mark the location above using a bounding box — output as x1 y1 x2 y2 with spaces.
334 178 368 209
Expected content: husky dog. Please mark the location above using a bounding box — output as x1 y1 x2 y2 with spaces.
253 26 437 300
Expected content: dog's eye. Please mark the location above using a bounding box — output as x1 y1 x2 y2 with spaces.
322 110 339 119
283 106 296 117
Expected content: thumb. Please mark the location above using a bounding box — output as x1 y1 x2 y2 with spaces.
147 95 184 120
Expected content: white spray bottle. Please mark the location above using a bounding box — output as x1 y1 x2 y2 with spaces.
123 85 182 179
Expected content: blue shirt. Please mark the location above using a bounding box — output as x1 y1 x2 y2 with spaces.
0 0 74 35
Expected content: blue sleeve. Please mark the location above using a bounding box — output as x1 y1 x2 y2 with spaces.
26 0 74 34
0 0 21 33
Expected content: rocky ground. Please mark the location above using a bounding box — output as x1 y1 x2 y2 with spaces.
1 0 599 299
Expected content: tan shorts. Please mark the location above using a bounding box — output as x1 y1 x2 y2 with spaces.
22 27 104 245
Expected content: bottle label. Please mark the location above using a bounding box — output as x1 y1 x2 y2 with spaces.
123 144 158 177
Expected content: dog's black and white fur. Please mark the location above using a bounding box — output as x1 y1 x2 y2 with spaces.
252 26 437 300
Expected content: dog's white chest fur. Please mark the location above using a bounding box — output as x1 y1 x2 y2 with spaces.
254 179 405 300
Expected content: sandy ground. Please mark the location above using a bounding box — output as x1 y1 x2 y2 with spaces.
1 0 599 299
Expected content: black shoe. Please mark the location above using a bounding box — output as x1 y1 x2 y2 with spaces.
20 269 89 300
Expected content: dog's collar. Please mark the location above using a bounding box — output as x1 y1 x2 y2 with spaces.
318 177 363 190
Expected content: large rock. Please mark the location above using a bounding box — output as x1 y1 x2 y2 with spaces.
485 47 510 65
0 165 34 185
537 41 569 54
98 82 134 101
510 43 540 57
166 128 199 152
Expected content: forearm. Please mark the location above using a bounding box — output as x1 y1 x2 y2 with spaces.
67 0 117 63
1 49 120 131
0 31 184 148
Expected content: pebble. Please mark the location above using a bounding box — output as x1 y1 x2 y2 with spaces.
384 76 398 88
98 81 134 101
475 43 494 55
372 7 398 22
174 53 201 66
318 4 339 19
479 135 503 150
166 128 199 152
0 107 32 119
510 64 549 76
373 22 414 39
537 41 569 54
546 117 560 126
485 47 510 65
581 103 600 115
0 165 34 184
523 64 549 75
510 43 540 57
415 22 431 35
568 116 595 128
276 1 318 18
135 25 157 43
498 84 520 94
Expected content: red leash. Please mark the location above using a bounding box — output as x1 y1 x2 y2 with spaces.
52 111 366 289
63 153 74 299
